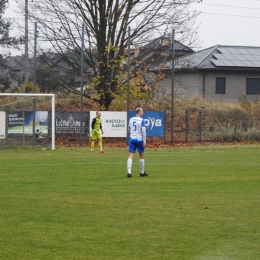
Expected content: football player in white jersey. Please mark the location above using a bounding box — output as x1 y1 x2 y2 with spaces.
127 107 148 177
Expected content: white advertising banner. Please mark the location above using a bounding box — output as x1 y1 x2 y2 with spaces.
0 111 6 139
90 111 127 137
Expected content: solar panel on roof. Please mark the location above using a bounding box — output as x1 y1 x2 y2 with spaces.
242 60 255 67
247 49 259 55
243 55 256 61
237 49 251 55
213 54 226 60
221 60 235 66
254 55 260 61
223 54 236 60
233 54 247 61
231 60 246 67
226 48 241 55
211 47 260 68
251 61 260 67
217 48 230 54
210 59 225 66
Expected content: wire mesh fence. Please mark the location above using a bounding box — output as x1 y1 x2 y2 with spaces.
1 101 260 148
185 108 260 143
0 95 55 149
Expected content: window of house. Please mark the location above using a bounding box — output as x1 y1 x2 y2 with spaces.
216 77 226 94
246 78 260 94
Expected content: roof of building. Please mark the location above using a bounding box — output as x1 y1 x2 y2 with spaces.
160 45 260 71
140 36 194 52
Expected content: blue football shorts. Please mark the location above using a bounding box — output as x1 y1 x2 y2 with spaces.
128 138 145 153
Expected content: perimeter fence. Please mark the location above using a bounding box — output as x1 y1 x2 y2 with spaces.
185 108 260 143
1 104 260 149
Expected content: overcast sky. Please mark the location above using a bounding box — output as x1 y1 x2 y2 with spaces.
3 0 260 55
191 0 260 50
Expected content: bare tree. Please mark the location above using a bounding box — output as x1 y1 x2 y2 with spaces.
16 0 199 110
1 0 25 91
0 0 24 47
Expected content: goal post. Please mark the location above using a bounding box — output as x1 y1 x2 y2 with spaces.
0 93 55 150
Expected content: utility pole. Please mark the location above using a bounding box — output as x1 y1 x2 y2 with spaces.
24 0 29 84
126 26 130 144
22 0 29 148
80 24 85 146
171 29 175 145
32 22 37 145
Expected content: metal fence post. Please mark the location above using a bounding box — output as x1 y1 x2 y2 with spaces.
234 109 237 141
198 110 202 142
186 109 189 143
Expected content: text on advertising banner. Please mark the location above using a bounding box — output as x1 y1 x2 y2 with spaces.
8 111 48 138
56 111 89 136
0 111 6 139
129 111 165 137
90 111 127 137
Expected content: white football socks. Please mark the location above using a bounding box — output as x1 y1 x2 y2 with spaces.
127 158 132 174
140 159 144 174
127 158 145 174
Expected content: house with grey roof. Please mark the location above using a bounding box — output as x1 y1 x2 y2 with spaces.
158 45 260 102
0 55 26 90
135 36 194 66
0 51 89 92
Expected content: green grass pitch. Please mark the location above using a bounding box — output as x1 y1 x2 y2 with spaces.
0 144 260 260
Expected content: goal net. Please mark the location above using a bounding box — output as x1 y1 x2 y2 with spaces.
0 93 55 150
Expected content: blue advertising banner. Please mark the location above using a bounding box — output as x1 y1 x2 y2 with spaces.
129 111 165 137
8 111 48 138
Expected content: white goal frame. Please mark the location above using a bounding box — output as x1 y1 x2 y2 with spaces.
0 93 55 150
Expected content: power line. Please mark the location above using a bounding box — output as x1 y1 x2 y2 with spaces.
199 11 260 19
199 3 260 10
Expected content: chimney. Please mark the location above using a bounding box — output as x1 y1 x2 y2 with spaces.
134 45 140 57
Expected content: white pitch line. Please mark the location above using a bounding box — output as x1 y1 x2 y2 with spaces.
1 162 123 167
0 161 177 168
1 160 256 168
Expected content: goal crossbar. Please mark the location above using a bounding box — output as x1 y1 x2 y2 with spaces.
0 93 55 150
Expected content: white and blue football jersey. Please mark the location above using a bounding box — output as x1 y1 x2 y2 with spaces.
128 116 146 144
